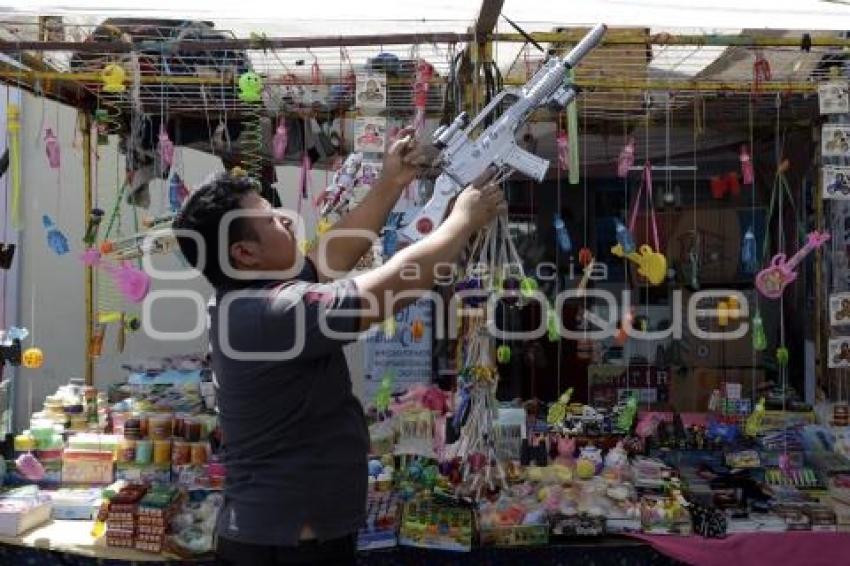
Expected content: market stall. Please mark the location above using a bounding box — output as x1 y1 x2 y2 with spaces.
0 2 849 564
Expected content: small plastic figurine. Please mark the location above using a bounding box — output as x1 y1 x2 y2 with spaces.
238 72 264 103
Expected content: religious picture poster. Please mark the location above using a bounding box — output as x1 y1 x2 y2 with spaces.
822 124 850 158
349 160 383 209
830 293 850 326
819 81 850 115
829 338 850 368
354 116 387 153
355 72 387 110
823 166 850 199
362 298 432 403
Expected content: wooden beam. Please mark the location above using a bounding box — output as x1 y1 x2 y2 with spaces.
473 0 505 40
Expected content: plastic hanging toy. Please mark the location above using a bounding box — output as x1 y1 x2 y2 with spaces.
745 398 765 437
547 303 560 342
44 128 60 169
272 118 288 161
22 347 44 369
238 72 263 103
741 227 758 275
616 394 638 433
556 130 569 171
740 144 754 184
100 63 126 93
168 174 190 212
553 214 572 253
374 370 394 417
158 124 174 168
617 137 635 178
80 248 151 303
496 344 512 364
547 388 574 426
614 219 636 254
42 214 69 255
752 311 767 351
7 104 21 228
776 347 789 367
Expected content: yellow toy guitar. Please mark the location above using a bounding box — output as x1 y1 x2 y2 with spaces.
611 244 668 286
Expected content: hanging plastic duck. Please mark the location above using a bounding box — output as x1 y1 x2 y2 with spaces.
44 128 60 169
556 130 569 171
238 72 264 103
617 136 635 178
740 144 754 185
168 174 190 212
100 63 126 93
272 118 288 161
741 227 758 275
553 214 572 254
158 124 174 168
42 214 69 255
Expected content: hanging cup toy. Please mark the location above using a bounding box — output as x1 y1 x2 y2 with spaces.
101 63 126 93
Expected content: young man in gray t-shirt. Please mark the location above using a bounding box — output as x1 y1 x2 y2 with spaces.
173 129 505 565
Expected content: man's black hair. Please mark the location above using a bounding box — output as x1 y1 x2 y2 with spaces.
173 170 261 289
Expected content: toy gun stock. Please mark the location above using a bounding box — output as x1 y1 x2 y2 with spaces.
399 23 607 242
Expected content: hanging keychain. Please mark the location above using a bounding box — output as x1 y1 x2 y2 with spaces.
610 161 667 286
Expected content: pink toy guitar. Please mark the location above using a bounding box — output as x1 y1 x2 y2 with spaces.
81 248 151 303
755 231 830 299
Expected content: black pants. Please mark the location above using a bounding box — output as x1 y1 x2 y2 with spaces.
216 534 357 566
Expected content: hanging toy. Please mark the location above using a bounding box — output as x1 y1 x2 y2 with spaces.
80 248 151 303
412 60 434 134
22 347 44 369
553 214 572 254
0 243 15 269
565 69 580 184
375 370 394 417
752 311 767 351
496 344 512 364
776 347 789 367
578 247 593 268
168 174 190 212
381 317 397 339
755 231 830 299
752 50 771 95
44 128 60 169
7 104 21 229
741 227 758 275
614 219 636 255
410 318 425 342
547 303 560 342
272 118 288 161
745 398 765 437
100 63 126 93
740 144 754 185
616 394 638 433
520 277 539 298
238 72 264 103
42 215 69 255
556 130 569 171
382 227 398 258
617 137 635 178
158 124 174 168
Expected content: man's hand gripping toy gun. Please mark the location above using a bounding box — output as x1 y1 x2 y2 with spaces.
399 24 607 242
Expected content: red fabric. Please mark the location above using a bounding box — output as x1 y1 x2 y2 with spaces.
629 532 850 566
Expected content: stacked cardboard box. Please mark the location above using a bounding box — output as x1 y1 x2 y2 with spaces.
104 484 147 548
135 486 181 553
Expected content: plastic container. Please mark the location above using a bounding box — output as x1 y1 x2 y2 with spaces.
148 414 173 440
135 439 152 464
153 439 172 465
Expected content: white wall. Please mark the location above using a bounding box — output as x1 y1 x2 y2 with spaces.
15 91 364 430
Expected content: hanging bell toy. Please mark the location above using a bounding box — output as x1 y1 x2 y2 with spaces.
22 347 44 369
238 72 264 103
100 63 126 93
752 311 767 351
776 347 789 367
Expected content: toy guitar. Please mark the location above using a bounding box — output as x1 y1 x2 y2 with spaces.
755 230 830 299
611 244 668 286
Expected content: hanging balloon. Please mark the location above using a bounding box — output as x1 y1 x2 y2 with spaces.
22 347 44 369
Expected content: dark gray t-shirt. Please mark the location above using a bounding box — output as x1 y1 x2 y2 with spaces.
209 259 368 546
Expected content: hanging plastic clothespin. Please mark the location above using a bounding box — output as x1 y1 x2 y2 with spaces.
44 128 60 169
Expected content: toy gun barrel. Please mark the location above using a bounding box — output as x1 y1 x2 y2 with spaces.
561 23 607 69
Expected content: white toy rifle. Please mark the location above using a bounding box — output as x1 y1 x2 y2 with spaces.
398 23 607 242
